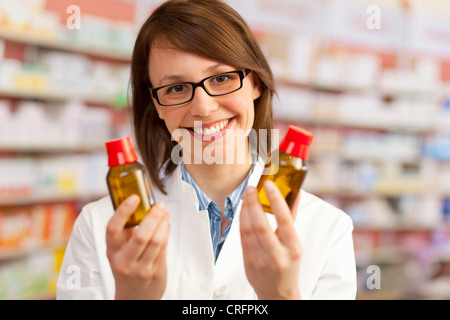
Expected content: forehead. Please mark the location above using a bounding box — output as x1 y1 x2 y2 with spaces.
149 45 203 65
148 46 232 85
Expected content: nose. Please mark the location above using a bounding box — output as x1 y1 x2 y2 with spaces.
189 86 219 117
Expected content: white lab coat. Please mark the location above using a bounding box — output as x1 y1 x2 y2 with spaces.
56 157 357 300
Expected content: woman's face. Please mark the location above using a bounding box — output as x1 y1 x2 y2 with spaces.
148 46 261 165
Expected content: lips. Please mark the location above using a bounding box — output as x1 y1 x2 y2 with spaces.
192 119 231 136
185 117 235 142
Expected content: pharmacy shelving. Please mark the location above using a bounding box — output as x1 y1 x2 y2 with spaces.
247 0 450 299
0 86 127 107
0 26 131 62
0 144 104 153
0 192 107 208
273 72 450 300
0 0 134 300
274 80 443 134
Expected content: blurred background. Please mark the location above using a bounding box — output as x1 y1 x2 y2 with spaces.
0 0 449 300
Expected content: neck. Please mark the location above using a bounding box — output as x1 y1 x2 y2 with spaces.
183 151 253 209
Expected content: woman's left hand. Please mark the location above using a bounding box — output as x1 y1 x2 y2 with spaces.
240 180 302 300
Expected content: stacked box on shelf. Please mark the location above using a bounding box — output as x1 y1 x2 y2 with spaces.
0 154 109 202
0 99 113 149
39 52 89 96
0 248 62 299
0 203 76 254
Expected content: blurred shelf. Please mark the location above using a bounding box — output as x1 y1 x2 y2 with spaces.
0 144 104 153
0 192 107 206
274 115 436 134
309 187 423 198
277 77 443 98
311 186 450 198
277 77 370 94
0 243 66 261
354 224 446 232
0 86 127 107
0 26 131 62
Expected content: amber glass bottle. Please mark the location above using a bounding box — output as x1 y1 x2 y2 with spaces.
256 126 313 213
106 137 155 228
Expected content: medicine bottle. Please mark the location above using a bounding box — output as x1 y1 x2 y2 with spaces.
256 126 313 214
106 136 155 228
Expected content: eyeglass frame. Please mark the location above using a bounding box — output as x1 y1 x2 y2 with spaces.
150 68 252 107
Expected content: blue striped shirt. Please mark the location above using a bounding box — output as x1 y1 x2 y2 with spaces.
180 163 254 262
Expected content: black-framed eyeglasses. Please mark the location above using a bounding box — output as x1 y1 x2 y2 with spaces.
150 69 251 107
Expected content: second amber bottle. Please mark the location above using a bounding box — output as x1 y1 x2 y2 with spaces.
256 126 313 214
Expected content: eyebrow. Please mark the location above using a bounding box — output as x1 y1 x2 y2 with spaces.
157 63 227 87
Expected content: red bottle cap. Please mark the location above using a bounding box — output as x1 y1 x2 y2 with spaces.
105 136 139 167
279 126 314 159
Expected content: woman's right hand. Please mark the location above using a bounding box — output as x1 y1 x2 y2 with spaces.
106 195 170 300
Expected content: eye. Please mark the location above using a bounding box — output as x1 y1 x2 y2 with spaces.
210 74 232 84
165 84 188 94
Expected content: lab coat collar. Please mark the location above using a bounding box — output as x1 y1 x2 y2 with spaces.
164 156 266 213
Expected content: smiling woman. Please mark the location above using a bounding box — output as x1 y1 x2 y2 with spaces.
131 0 275 194
148 45 261 169
56 0 357 301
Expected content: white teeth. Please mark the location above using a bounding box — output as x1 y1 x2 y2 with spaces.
209 127 217 134
193 127 203 135
192 119 230 136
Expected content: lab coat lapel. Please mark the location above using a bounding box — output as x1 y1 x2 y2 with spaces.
163 165 216 299
213 158 278 299
215 157 265 266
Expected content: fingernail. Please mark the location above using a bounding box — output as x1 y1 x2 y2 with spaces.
156 202 166 209
245 186 256 196
264 180 275 192
126 195 139 205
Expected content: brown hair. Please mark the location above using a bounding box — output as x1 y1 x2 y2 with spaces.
130 0 275 194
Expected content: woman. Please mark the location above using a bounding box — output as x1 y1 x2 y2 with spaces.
57 0 356 300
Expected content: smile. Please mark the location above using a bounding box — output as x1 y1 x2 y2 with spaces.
193 119 230 135
186 117 235 142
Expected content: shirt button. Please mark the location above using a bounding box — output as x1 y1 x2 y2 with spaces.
226 203 232 211
214 285 228 297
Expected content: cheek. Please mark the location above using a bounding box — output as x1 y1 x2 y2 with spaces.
153 101 164 120
230 93 255 120
155 108 180 135
238 98 255 129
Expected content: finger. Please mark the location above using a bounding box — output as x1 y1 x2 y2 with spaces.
106 195 140 251
290 190 301 221
139 210 170 266
122 202 168 262
239 198 267 267
241 186 280 254
263 180 298 246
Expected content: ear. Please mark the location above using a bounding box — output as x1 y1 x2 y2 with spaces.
251 74 262 101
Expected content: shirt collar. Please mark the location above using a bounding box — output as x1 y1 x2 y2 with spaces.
180 163 254 213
